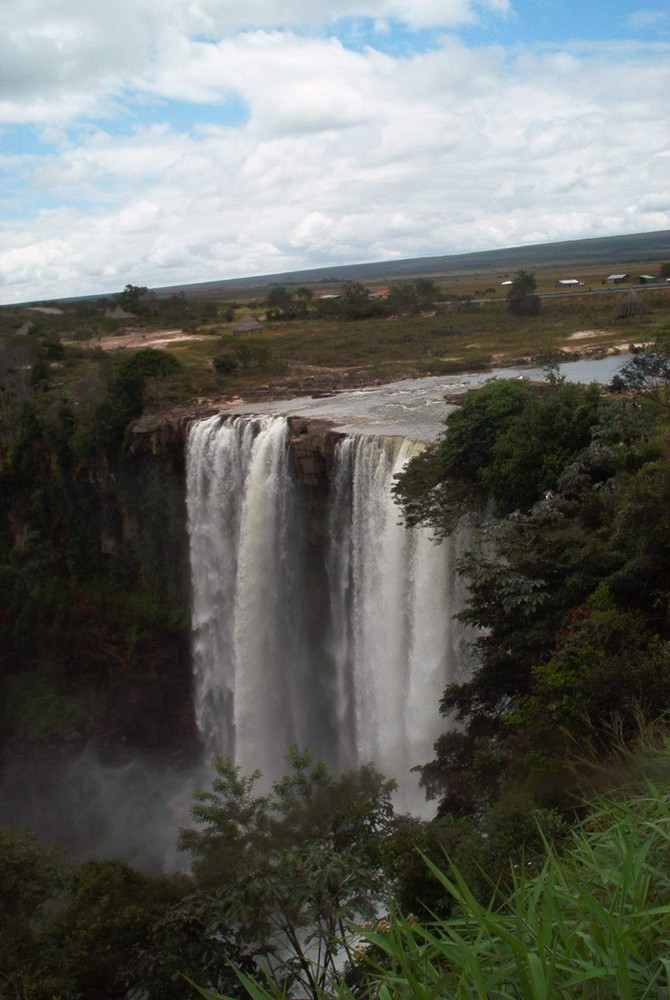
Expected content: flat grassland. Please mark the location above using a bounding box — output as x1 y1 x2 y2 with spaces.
3 247 669 408
151 265 669 404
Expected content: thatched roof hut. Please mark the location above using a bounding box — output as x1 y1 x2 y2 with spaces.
614 288 653 319
232 313 264 334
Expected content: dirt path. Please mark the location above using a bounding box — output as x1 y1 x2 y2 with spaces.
92 328 210 351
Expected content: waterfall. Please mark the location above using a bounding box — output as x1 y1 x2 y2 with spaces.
187 414 472 813
325 434 473 811
187 415 311 780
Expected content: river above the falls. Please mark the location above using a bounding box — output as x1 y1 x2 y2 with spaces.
224 353 629 442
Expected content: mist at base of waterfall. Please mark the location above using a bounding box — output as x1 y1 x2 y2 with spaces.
0 749 204 873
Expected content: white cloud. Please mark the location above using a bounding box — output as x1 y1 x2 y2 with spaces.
0 2 669 303
0 0 510 124
627 8 669 29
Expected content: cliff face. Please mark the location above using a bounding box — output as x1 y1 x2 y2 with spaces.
286 416 344 487
100 430 196 760
0 410 199 765
0 405 361 867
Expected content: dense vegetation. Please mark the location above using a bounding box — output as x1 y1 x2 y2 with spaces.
393 335 670 817
506 270 541 317
0 326 194 752
3 741 670 999
203 760 670 1000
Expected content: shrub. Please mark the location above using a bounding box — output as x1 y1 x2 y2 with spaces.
200 766 670 999
213 353 240 374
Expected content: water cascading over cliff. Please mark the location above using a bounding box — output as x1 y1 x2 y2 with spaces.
186 413 472 813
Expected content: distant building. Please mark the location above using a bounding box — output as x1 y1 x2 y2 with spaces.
606 274 629 284
556 279 581 286
368 288 390 299
638 275 656 283
231 313 264 334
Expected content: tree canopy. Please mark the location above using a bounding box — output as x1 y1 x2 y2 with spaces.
176 749 397 997
393 378 602 538
506 269 541 316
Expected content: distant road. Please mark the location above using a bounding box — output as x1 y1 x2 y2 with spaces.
472 281 669 304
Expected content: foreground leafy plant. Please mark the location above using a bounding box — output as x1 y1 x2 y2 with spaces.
0 828 68 1000
198 768 670 999
175 749 396 998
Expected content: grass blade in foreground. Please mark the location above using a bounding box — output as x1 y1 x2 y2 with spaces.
195 765 670 999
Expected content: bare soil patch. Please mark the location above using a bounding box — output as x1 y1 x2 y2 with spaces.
567 330 608 341
84 328 210 352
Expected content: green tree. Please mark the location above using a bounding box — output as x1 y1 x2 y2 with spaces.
33 859 184 1000
213 353 240 374
193 773 670 1000
176 749 396 998
213 338 285 376
0 827 67 1000
395 371 670 815
91 347 182 451
340 282 384 320
393 379 533 536
506 269 541 316
483 381 602 512
387 279 439 315
387 281 419 315
118 283 152 313
508 586 670 781
266 286 309 321
113 346 182 392
0 340 43 461
610 329 670 393
393 379 601 538
266 285 293 319
415 277 439 308
132 889 250 1000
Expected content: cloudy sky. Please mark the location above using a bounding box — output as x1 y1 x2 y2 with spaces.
1 0 669 304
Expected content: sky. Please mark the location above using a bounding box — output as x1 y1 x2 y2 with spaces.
1 0 669 305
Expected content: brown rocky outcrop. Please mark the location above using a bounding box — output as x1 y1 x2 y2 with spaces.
286 416 344 487
127 405 217 456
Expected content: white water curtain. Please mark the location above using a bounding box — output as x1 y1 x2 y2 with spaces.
187 414 472 812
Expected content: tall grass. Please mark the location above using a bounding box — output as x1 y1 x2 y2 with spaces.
362 784 670 999
193 770 670 999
